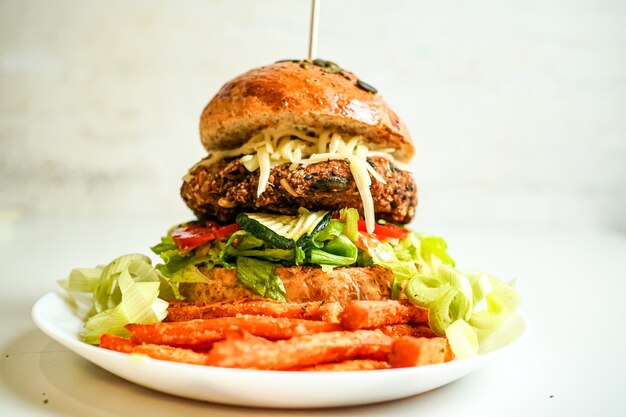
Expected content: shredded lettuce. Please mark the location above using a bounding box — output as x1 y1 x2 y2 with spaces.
60 254 171 344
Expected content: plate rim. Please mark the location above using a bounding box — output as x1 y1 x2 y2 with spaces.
31 291 529 407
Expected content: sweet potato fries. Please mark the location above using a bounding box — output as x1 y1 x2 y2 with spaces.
100 299 454 371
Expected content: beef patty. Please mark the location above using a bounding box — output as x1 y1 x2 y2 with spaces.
181 156 417 223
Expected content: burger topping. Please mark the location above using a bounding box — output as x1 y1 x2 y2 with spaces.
171 222 240 251
189 126 408 234
236 256 286 302
356 79 378 94
357 221 409 240
276 58 378 93
236 209 331 250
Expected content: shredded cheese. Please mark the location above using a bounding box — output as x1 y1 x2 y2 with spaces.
256 146 271 197
194 125 408 233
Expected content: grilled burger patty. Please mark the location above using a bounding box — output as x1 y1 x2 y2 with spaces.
181 156 417 223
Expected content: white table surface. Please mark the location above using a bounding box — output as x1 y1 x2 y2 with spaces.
1 214 625 416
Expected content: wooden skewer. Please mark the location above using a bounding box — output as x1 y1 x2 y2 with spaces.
308 0 320 60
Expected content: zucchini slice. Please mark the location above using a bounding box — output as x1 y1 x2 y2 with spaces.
236 209 331 249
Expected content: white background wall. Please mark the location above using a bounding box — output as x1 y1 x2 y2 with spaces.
1 0 625 232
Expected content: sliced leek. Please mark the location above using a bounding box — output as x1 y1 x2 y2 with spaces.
445 319 479 359
405 264 520 359
60 254 170 345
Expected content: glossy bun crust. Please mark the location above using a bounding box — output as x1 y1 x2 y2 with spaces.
199 61 414 162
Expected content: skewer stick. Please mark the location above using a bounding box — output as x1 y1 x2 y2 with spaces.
308 0 320 60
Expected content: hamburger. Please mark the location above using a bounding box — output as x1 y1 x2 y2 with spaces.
152 59 452 306
57 59 519 363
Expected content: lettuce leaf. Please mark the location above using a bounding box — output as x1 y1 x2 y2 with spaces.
308 249 356 266
365 239 419 298
236 256 286 301
308 221 358 266
311 219 345 247
150 223 457 302
151 235 230 284
417 233 456 269
339 208 359 242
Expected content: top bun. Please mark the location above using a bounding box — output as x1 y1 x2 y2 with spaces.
199 60 414 162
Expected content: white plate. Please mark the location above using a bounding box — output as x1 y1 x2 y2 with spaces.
32 292 528 408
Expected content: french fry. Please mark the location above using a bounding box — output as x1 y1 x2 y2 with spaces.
378 324 438 339
100 299 454 371
99 334 136 353
165 299 341 323
295 359 389 372
126 315 343 347
126 322 222 349
388 336 453 368
206 330 393 370
339 300 429 330
132 344 210 365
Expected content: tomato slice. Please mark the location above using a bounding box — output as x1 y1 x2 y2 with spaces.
212 223 240 240
171 222 239 250
357 220 409 240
